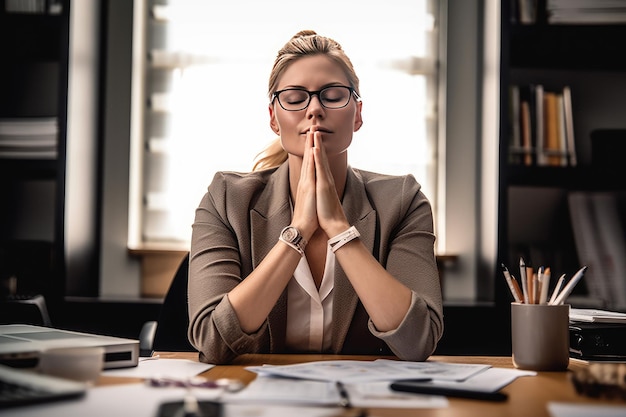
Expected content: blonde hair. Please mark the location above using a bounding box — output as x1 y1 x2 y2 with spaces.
252 30 360 171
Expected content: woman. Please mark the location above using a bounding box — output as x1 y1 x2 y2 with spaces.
188 30 443 364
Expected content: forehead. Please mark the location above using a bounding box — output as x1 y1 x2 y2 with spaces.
278 55 349 88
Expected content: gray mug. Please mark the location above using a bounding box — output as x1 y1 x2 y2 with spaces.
511 302 570 371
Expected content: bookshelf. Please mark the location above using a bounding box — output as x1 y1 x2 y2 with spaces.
497 0 626 311
0 0 70 308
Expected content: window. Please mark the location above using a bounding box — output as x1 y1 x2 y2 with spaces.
129 0 441 249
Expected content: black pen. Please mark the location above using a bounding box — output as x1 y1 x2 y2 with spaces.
390 380 508 402
335 381 352 408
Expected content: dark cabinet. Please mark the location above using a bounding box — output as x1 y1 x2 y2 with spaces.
497 1 626 309
0 1 70 312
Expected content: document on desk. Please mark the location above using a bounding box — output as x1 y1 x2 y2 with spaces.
246 359 491 382
223 375 448 408
237 359 535 407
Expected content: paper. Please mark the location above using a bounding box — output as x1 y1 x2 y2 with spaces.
224 375 448 409
247 359 491 383
416 367 535 393
548 402 626 417
101 358 214 379
1 381 444 416
569 308 626 324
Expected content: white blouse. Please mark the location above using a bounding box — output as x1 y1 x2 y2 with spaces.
285 246 335 352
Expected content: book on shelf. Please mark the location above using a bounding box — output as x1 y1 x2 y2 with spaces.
543 91 561 167
534 84 546 166
0 118 58 159
508 84 576 167
508 85 522 165
562 86 577 167
568 192 626 311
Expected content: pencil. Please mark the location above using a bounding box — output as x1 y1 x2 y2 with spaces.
526 265 534 304
501 263 522 303
511 275 524 304
551 266 588 305
539 267 551 304
519 257 529 304
549 274 566 305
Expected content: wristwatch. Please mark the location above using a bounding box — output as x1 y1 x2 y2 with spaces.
279 226 307 256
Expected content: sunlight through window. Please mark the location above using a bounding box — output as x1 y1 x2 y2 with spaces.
131 0 440 246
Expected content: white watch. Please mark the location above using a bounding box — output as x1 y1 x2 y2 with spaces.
328 226 360 253
279 226 307 256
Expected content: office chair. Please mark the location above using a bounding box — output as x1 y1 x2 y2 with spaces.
140 253 195 355
0 294 52 327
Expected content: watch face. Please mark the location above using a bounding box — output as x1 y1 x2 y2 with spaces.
282 227 298 243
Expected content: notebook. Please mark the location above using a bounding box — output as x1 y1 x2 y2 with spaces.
0 324 139 369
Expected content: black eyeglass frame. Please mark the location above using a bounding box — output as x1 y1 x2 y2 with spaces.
271 86 361 111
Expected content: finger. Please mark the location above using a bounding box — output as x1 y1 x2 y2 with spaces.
313 132 334 187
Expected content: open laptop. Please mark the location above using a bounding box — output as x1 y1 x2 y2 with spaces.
0 324 139 369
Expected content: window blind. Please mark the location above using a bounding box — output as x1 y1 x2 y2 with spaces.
129 0 441 248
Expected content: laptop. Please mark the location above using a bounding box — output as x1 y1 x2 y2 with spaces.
0 324 139 369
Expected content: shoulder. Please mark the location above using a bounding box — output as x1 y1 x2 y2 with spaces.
208 167 277 194
352 168 425 201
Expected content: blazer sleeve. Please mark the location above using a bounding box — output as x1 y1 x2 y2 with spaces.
187 172 271 364
364 173 444 361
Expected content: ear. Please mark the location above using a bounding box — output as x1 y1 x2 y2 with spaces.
353 100 363 132
269 104 280 134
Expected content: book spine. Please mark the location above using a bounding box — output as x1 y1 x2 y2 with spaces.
562 86 577 167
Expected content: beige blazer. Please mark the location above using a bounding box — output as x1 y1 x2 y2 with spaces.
189 162 443 364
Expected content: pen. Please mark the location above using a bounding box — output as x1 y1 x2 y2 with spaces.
336 381 352 408
551 266 588 305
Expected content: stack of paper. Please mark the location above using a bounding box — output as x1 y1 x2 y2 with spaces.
570 309 626 324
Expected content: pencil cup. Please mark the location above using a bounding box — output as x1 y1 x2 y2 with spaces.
511 302 570 371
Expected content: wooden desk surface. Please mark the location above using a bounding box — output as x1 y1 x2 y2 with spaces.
128 352 625 417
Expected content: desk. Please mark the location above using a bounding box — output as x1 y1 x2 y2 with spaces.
105 353 625 417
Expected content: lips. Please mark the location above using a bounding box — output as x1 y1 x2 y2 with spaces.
301 127 332 134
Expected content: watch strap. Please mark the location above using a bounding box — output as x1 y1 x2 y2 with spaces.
328 226 360 253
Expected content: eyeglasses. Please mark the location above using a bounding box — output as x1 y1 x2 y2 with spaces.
271 86 360 111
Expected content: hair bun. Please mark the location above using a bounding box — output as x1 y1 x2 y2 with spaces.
292 30 317 40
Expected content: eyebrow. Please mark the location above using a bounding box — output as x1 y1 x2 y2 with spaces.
278 82 347 90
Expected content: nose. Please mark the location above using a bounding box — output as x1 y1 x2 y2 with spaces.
306 93 325 119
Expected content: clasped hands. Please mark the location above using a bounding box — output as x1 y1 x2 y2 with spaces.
291 127 351 242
